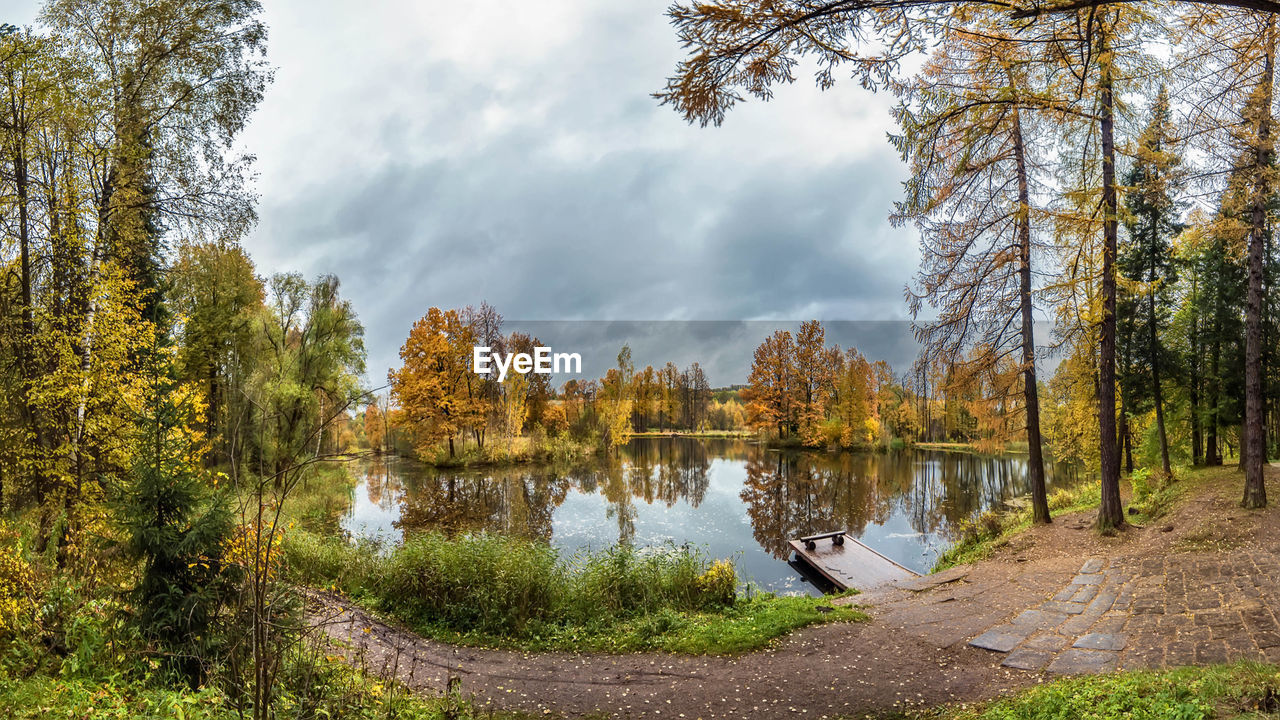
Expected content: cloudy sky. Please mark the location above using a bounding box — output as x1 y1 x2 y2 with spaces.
4 0 925 385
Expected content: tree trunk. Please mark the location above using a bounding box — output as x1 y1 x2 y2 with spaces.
1121 413 1133 474
1150 279 1172 477
13 107 35 509
1013 110 1050 524
1208 329 1222 465
1190 274 1203 466
1096 16 1125 530
1243 17 1274 509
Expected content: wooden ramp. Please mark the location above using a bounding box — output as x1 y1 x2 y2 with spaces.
788 532 918 591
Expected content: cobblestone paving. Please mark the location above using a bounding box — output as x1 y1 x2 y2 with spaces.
969 552 1280 673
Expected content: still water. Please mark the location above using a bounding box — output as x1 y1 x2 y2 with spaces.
341 438 1080 595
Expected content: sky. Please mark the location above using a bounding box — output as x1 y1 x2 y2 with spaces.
3 0 930 386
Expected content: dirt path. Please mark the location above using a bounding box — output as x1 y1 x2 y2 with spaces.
308 468 1280 719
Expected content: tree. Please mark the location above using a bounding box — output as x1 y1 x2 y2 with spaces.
249 274 364 479
169 240 264 465
1089 6 1128 531
599 346 635 446
365 400 386 454
743 330 795 437
658 1 1148 529
463 301 504 447
389 307 482 459
42 0 267 298
793 320 832 443
834 348 877 447
683 362 712 430
124 337 231 684
1120 87 1182 478
895 7 1058 523
506 332 552 433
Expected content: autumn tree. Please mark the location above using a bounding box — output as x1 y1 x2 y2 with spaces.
1178 6 1276 506
743 330 796 437
169 241 264 465
895 7 1058 523
365 400 386 454
599 346 635 446
793 320 833 443
834 348 878 447
389 307 484 458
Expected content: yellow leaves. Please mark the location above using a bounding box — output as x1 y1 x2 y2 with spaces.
389 307 486 454
0 523 37 634
223 521 286 580
695 559 737 606
25 261 154 497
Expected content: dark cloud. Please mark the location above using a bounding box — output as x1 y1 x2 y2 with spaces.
4 0 927 384
499 321 924 389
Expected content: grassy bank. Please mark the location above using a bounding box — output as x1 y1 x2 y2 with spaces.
285 530 863 654
413 434 601 468
933 464 1224 572
933 482 1103 571
903 662 1280 720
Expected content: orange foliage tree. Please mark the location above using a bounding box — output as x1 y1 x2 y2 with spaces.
388 307 486 458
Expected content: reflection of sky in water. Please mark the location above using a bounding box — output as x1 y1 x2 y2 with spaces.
549 459 817 595
342 473 403 546
341 440 1080 596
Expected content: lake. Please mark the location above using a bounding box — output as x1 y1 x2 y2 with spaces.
341 437 1081 595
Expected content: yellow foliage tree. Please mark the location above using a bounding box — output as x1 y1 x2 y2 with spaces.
389 307 486 459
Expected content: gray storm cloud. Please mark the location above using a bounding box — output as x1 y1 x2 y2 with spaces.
4 0 925 385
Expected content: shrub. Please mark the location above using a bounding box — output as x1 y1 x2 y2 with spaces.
562 544 711 621
282 530 378 594
372 533 558 635
696 559 737 608
0 525 36 635
283 531 859 653
1130 467 1153 501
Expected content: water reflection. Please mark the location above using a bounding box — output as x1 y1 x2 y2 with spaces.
341 438 1079 594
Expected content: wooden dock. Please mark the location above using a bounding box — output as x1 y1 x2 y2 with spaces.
788 531 919 591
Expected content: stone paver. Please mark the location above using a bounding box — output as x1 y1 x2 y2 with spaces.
1048 648 1118 674
1002 647 1055 670
1013 609 1067 628
1073 632 1127 651
971 624 1034 652
1041 600 1087 614
968 551 1280 674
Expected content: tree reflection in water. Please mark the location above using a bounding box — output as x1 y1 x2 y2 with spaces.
741 450 1079 559
343 438 1078 589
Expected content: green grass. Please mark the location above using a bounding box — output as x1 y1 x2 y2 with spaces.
284 530 864 654
903 662 1280 720
0 675 231 720
400 592 863 654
